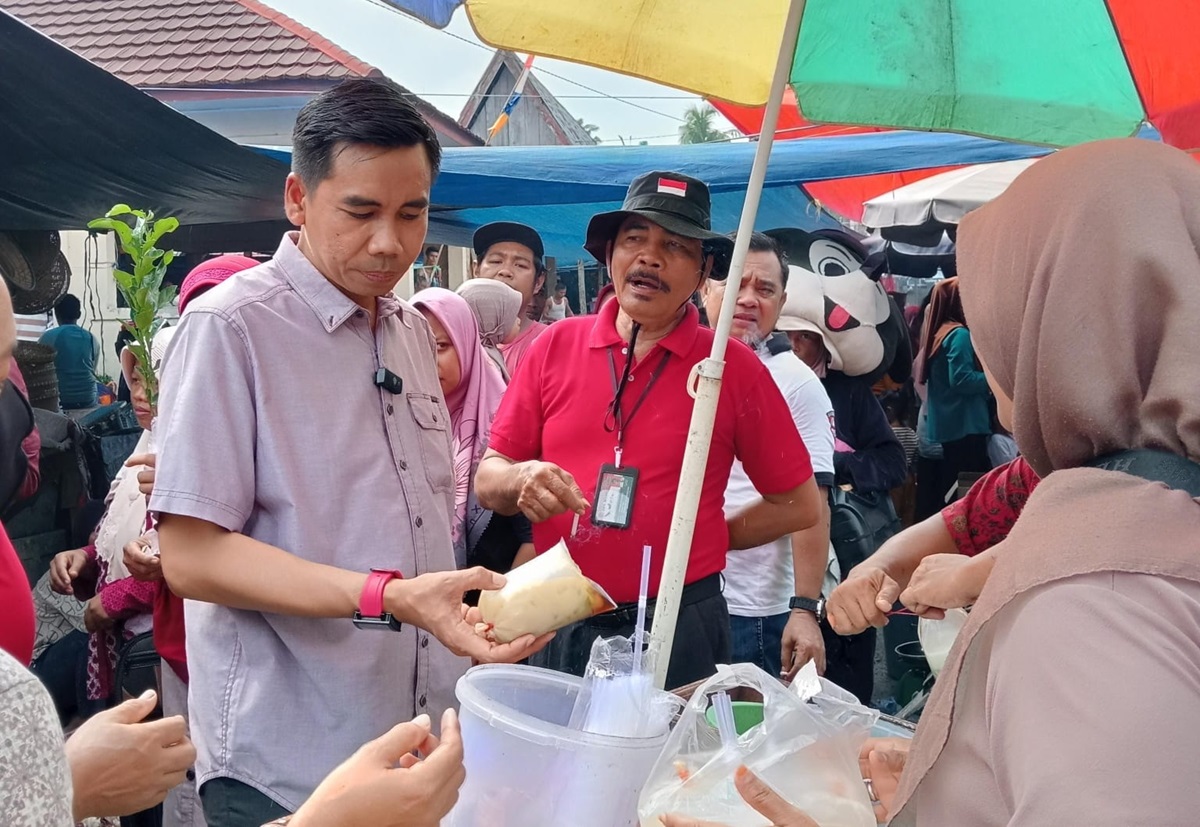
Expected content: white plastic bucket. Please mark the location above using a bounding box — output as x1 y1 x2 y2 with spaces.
446 664 672 827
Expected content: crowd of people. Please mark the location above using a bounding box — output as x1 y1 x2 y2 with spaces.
2 76 1198 827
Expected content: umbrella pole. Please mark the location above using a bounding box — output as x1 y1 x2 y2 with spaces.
649 0 808 689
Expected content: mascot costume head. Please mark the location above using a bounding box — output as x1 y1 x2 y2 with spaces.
767 228 912 385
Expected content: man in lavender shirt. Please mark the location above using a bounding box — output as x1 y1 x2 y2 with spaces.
150 79 549 827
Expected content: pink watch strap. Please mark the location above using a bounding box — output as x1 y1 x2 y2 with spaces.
360 568 403 618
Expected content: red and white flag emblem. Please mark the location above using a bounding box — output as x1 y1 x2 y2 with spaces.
657 178 687 197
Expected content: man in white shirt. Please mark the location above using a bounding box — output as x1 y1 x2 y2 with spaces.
701 232 837 681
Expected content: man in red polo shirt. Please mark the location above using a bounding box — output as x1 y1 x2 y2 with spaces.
475 171 822 688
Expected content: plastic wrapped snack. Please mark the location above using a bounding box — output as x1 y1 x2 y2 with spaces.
638 663 879 827
477 540 616 643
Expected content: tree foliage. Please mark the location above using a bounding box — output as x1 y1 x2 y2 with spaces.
87 205 180 406
678 105 727 144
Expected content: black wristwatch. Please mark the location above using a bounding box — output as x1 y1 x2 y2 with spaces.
789 595 827 622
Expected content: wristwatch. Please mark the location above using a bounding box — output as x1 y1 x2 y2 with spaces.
352 568 405 632
789 595 827 623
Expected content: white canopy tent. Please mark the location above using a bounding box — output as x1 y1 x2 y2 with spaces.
863 157 1041 232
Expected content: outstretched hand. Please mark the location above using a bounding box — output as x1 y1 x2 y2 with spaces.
660 767 820 827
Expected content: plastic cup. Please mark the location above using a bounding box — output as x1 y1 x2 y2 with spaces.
703 700 764 735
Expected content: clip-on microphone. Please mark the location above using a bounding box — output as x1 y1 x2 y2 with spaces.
374 368 404 395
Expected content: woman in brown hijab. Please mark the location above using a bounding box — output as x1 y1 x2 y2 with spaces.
668 139 1200 827
893 138 1200 824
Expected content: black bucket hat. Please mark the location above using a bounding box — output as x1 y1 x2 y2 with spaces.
584 171 734 278
472 222 546 273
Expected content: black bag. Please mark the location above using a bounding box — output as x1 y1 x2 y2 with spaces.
0 378 33 512
829 487 901 579
111 631 162 708
1087 449 1200 496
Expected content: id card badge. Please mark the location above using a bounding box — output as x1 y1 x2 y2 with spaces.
591 464 639 529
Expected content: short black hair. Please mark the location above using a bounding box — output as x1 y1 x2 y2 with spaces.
114 325 135 358
728 231 789 289
54 293 81 324
292 78 442 188
424 244 440 256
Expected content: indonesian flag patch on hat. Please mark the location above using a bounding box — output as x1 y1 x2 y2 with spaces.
657 177 688 197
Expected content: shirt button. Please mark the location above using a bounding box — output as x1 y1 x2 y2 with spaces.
418 695 427 708
621 347 628 354
420 636 429 649
399 459 408 471
355 310 364 319
387 404 394 415
415 517 423 528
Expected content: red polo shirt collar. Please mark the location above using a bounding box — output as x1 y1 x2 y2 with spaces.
588 295 702 357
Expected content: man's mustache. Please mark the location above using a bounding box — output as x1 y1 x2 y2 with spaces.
625 269 669 293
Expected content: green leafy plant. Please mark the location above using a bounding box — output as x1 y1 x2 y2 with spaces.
87 205 179 406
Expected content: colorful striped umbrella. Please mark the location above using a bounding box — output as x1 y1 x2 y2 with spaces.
447 0 1200 149
377 0 1200 685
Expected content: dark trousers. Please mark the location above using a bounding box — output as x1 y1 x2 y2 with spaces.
821 620 876 705
940 434 992 499
30 630 105 726
914 455 946 521
729 612 789 678
200 778 289 827
529 574 729 690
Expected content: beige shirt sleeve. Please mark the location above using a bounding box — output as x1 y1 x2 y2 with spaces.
0 651 73 826
983 572 1200 825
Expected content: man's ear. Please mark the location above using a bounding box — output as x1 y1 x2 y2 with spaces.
470 259 479 278
283 173 307 227
535 273 547 295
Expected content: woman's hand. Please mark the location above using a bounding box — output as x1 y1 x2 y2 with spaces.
124 452 156 497
827 564 902 634
900 552 993 618
859 737 910 822
50 548 90 595
123 536 163 582
65 690 195 820
83 595 114 633
660 767 820 827
289 709 465 827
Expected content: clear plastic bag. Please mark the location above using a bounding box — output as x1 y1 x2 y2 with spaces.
477 539 616 642
567 634 681 738
638 663 879 827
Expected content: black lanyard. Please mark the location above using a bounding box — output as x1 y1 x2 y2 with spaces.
604 344 671 464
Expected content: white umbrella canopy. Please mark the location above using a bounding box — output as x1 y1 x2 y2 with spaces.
863 157 1041 231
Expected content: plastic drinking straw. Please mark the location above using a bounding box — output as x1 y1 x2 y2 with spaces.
633 544 652 675
713 691 738 749
571 511 580 538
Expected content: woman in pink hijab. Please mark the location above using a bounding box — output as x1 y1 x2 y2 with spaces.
412 288 533 573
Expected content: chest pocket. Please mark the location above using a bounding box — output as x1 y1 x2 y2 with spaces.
407 392 453 494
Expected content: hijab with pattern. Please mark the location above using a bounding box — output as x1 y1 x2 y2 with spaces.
412 288 508 566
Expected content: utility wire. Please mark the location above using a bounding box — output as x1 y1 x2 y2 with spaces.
357 0 687 122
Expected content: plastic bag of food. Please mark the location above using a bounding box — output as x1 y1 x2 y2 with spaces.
638 663 879 827
477 539 616 643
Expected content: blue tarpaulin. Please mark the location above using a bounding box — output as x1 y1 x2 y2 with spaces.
258 131 1050 260
375 0 462 28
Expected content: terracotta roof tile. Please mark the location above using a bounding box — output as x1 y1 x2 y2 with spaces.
1 0 377 87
